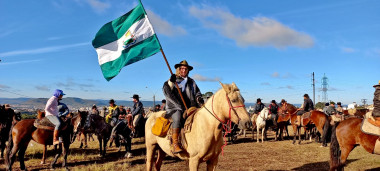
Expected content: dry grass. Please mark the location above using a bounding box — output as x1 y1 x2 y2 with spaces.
1 126 380 171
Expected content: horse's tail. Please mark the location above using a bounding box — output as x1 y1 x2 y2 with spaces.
330 122 340 171
321 115 330 144
5 123 14 166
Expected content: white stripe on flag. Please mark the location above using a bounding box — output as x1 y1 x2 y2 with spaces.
96 16 155 65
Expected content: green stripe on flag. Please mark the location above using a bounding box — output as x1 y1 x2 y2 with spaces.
100 35 161 81
92 4 145 48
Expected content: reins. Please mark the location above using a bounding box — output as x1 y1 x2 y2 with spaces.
203 93 245 156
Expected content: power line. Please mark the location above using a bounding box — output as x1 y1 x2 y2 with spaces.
0 88 32 98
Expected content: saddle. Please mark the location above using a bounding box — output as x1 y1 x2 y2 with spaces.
152 107 200 152
299 112 312 126
33 117 68 131
361 118 380 136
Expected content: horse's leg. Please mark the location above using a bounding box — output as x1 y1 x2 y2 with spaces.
155 147 165 171
18 144 28 171
84 132 88 148
298 127 302 145
103 138 108 157
292 124 297 144
189 157 200 171
146 143 156 171
261 128 265 143
256 126 259 143
79 132 83 148
51 144 62 169
62 140 70 168
206 157 219 171
0 138 4 158
41 145 47 164
243 129 246 137
6 142 19 171
339 145 355 170
98 136 103 157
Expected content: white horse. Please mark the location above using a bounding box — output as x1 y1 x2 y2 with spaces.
145 82 250 171
255 107 269 143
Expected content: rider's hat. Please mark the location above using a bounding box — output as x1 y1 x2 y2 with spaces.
257 98 262 103
271 100 276 104
4 104 11 109
374 80 380 87
132 94 140 100
174 60 193 71
281 99 286 103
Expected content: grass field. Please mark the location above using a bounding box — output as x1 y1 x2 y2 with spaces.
1 127 380 171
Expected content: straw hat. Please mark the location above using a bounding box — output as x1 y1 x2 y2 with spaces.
174 60 193 71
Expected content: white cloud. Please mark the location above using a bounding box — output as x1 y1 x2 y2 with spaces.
0 59 42 65
261 82 271 86
0 84 10 89
192 74 221 82
271 72 279 78
35 85 50 92
341 47 355 53
279 85 294 89
85 0 110 13
189 6 314 48
0 42 88 57
147 10 187 37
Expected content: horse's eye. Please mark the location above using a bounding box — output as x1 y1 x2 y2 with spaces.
232 99 237 103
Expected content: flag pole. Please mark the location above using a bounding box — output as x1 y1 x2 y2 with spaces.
160 49 188 111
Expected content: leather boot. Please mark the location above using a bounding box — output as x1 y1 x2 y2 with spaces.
53 130 60 145
368 117 380 127
172 128 183 154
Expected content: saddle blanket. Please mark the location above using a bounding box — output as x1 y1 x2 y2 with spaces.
374 139 380 155
361 118 380 136
302 112 311 119
34 117 55 131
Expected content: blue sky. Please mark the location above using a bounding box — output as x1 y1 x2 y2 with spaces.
0 0 379 105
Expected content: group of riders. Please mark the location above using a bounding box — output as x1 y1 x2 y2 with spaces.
3 59 378 161
41 60 203 155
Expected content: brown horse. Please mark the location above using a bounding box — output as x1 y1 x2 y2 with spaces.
0 105 20 159
5 111 85 170
330 118 378 171
278 103 329 145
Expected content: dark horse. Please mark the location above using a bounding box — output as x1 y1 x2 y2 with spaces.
5 111 85 170
278 103 330 146
330 118 378 171
84 114 112 157
0 105 21 159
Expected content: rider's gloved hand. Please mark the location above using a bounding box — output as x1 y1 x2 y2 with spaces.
170 74 176 83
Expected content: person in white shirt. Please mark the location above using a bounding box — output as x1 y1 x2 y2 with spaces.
45 89 65 145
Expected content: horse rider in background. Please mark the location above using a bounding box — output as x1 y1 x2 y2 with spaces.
105 99 120 126
252 98 265 122
131 94 144 128
160 99 166 111
163 60 204 154
295 94 314 126
325 102 342 125
90 105 99 115
45 89 66 145
268 100 279 127
323 102 329 114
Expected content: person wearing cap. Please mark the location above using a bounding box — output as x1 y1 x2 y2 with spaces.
90 105 99 115
323 102 330 115
163 60 204 154
131 94 144 128
105 99 120 125
296 94 314 126
154 104 161 112
269 100 279 127
336 102 343 115
160 99 166 111
369 81 380 126
45 89 66 145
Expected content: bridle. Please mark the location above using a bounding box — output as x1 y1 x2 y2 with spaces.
203 92 245 155
279 103 297 116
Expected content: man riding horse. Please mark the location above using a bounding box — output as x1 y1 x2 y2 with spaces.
163 60 204 154
369 81 380 126
44 89 67 145
295 94 314 126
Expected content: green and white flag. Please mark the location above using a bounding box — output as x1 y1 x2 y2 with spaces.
92 2 161 81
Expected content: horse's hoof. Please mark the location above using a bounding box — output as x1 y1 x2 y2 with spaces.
84 145 87 149
40 161 46 164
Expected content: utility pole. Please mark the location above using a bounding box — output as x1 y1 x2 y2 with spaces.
361 99 367 108
153 95 155 107
312 72 315 104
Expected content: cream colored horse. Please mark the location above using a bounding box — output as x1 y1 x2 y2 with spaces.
145 82 250 171
255 107 269 143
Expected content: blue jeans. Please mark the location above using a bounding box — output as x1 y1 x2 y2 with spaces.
171 110 183 128
46 115 62 130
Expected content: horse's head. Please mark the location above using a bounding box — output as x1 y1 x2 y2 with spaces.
72 110 88 134
279 103 296 115
217 82 250 129
262 107 269 119
37 110 45 120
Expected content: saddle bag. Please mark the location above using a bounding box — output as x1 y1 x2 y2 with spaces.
152 116 171 137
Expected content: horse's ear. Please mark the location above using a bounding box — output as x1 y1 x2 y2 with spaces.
219 81 230 93
231 82 239 91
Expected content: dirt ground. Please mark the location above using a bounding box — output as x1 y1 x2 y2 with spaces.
1 128 380 171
